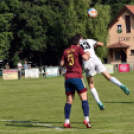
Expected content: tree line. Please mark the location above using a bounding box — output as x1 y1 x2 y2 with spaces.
0 0 133 68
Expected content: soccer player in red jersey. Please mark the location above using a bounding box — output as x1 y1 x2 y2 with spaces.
60 36 91 128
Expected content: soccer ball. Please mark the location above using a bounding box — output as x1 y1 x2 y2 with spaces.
87 8 97 18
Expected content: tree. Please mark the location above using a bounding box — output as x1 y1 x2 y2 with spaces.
0 0 16 60
72 1 111 60
41 0 111 64
8 0 111 66
44 0 92 65
86 4 111 60
44 0 76 65
11 0 49 66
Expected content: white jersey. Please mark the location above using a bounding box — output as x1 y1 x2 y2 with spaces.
80 39 98 65
80 39 106 76
80 39 97 58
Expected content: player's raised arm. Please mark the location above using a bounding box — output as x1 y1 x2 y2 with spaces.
95 42 104 46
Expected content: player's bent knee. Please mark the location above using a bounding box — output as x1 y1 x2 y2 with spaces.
105 75 111 81
102 72 111 81
66 98 74 104
66 101 73 104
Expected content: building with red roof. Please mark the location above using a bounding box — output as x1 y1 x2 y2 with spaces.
107 5 134 64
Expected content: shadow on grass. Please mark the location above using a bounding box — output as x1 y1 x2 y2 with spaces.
3 120 81 129
1 119 94 129
3 120 63 128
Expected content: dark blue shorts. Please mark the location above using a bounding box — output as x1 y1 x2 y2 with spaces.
65 78 87 95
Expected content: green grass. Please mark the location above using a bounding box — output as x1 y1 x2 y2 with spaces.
0 72 134 134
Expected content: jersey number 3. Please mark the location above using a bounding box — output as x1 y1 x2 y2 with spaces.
68 54 74 66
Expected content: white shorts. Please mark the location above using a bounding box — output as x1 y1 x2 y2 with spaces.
83 57 106 77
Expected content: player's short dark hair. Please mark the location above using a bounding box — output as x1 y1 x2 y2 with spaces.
75 33 83 39
69 36 79 46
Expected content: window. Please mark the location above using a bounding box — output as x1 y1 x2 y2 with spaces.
125 15 131 33
114 51 120 60
131 50 134 55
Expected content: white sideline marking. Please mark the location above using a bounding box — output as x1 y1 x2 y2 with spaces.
0 119 134 132
0 128 133 133
0 119 63 131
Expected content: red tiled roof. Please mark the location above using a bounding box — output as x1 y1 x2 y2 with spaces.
108 5 134 29
126 5 134 14
107 42 130 49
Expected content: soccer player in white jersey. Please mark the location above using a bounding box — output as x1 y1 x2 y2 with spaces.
76 33 130 110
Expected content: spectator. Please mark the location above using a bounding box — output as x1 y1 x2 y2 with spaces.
41 69 45 77
24 61 29 69
18 60 22 79
28 64 31 68
5 62 10 70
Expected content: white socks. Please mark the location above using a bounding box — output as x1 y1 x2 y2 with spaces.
109 77 122 87
84 116 89 122
90 88 101 103
65 117 89 123
90 77 122 106
64 119 70 124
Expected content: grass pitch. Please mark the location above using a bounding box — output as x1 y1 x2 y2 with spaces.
0 72 133 134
